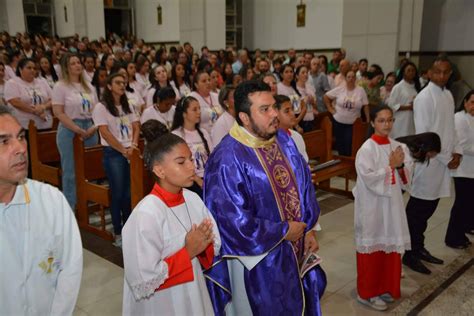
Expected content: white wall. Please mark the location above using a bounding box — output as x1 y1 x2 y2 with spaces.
341 0 401 73
135 0 180 43
54 0 76 37
397 0 424 52
180 0 225 49
84 0 105 40
0 0 26 34
243 0 343 50
205 0 226 50
435 0 474 51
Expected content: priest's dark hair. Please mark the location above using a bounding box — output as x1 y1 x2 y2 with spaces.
396 132 441 163
234 80 271 125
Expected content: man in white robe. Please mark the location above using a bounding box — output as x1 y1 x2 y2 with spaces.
0 105 83 315
402 57 463 274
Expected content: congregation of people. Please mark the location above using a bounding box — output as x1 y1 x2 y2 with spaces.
0 31 473 315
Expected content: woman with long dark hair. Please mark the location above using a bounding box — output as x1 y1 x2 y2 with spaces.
171 96 213 196
170 62 191 98
277 64 307 126
388 62 421 138
145 65 179 107
39 55 59 89
92 73 140 246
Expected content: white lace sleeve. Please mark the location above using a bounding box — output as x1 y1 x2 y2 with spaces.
122 200 170 301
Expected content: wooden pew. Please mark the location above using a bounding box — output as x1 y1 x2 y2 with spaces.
73 136 113 241
130 139 154 209
28 120 61 187
303 116 355 198
351 117 369 157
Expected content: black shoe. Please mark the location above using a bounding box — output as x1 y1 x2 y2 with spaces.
403 255 431 275
419 248 444 265
446 240 471 249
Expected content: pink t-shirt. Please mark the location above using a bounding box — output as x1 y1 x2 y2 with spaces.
52 81 98 120
92 102 138 147
140 105 175 130
277 82 303 114
190 91 223 134
172 128 213 178
4 76 53 129
326 85 368 124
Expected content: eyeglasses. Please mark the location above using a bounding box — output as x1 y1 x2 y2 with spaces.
375 118 395 124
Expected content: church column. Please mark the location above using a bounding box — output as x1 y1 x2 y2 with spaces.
0 0 26 34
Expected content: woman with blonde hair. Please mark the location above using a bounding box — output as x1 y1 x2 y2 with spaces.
52 53 99 209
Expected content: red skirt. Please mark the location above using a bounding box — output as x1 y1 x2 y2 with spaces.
356 251 401 299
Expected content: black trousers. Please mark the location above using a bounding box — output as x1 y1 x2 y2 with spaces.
405 196 440 254
332 119 353 156
445 177 474 244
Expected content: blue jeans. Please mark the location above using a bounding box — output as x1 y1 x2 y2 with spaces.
103 146 131 235
56 119 98 209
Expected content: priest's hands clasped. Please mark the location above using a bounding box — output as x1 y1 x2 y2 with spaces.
185 218 214 258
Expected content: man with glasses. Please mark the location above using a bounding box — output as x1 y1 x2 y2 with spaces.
402 56 463 274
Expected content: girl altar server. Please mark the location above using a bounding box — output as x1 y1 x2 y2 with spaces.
122 129 221 315
353 105 413 311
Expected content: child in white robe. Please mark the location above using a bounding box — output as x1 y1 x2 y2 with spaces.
122 130 221 315
353 105 413 311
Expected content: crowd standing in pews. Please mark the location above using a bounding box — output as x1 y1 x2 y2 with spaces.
0 30 472 314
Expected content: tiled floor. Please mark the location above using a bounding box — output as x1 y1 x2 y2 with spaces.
74 183 474 315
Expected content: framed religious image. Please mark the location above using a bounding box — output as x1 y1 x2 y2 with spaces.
297 4 306 28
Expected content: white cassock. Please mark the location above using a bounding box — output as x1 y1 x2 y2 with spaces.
0 179 83 316
412 82 463 199
451 111 474 178
122 189 221 316
387 79 417 139
353 137 413 253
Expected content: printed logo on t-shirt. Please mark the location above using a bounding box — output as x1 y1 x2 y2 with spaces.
190 142 208 173
210 108 218 124
79 92 93 116
342 95 355 110
128 97 140 116
117 115 132 142
289 94 301 113
28 87 44 106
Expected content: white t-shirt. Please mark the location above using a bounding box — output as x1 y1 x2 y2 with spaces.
211 111 235 146
171 80 192 99
92 102 138 148
52 81 98 120
4 65 16 81
172 128 213 178
296 83 316 121
326 85 368 124
140 105 175 130
277 82 302 114
189 91 223 134
4 76 53 129
126 89 145 117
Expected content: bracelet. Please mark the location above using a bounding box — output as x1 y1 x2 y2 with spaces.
396 163 405 170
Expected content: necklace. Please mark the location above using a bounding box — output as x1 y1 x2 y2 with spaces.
154 189 193 232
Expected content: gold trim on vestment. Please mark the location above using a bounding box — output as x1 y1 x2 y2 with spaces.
229 122 275 148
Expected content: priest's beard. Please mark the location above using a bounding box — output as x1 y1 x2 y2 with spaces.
249 116 278 140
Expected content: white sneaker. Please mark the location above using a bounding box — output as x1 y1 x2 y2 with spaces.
113 235 122 248
379 293 395 303
357 295 388 311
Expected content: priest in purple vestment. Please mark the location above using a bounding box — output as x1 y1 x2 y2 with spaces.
203 81 326 316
